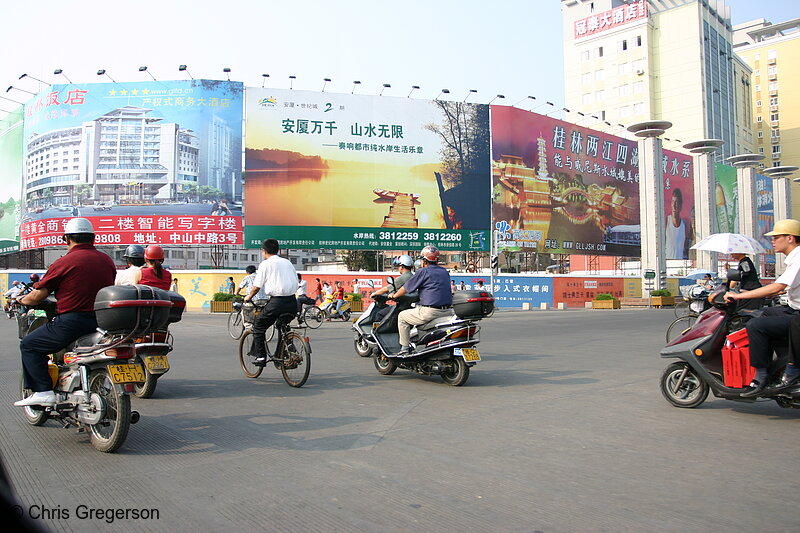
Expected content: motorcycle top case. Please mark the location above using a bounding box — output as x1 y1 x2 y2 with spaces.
94 285 172 333
452 290 495 320
152 287 186 324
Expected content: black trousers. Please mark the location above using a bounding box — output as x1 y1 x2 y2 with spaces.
787 313 800 367
251 296 297 357
745 306 798 369
20 312 98 392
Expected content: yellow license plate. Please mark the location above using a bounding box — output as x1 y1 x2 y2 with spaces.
108 363 146 384
143 355 170 372
457 348 481 362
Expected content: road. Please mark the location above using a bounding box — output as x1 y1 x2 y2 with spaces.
1 309 798 532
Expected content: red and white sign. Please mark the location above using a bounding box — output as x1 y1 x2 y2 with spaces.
20 216 243 249
574 0 648 39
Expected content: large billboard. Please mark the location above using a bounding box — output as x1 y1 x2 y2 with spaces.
713 163 738 234
491 106 694 258
756 173 775 265
19 80 243 249
244 89 491 251
0 107 24 254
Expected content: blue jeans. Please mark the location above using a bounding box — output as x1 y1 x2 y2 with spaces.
20 312 98 392
334 299 345 316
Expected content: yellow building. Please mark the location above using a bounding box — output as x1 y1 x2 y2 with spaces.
733 18 800 216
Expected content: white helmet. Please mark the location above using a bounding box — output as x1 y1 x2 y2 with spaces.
395 255 414 268
64 217 94 235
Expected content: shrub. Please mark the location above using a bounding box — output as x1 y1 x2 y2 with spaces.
212 292 235 301
346 292 362 301
594 293 615 301
650 289 672 297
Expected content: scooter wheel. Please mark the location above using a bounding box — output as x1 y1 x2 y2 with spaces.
660 362 709 408
374 353 397 375
354 336 372 357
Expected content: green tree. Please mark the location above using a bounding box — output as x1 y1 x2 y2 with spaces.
75 184 92 205
342 250 378 271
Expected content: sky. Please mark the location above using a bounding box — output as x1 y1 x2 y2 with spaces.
0 0 797 121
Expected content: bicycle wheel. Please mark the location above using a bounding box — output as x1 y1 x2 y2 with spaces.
238 330 264 378
666 314 698 343
303 306 324 329
278 332 311 387
227 311 244 339
673 299 691 318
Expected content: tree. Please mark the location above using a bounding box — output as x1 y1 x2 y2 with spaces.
342 250 378 271
75 184 92 205
425 101 490 189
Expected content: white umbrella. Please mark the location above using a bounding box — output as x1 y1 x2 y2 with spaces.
690 233 767 255
684 269 716 280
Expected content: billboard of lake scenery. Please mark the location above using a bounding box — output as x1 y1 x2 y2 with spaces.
490 106 694 258
0 107 24 254
244 89 491 251
19 80 243 249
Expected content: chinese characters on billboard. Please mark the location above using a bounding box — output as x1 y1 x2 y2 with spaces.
244 89 490 251
491 106 694 258
19 80 243 249
0 107 24 254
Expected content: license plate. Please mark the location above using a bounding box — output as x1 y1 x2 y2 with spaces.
143 355 170 372
454 347 480 362
108 363 146 384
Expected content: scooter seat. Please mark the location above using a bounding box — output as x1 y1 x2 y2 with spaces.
418 312 457 331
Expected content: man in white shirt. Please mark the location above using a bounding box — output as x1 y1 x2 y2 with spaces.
295 273 315 318
4 280 22 315
244 239 298 364
114 245 145 286
726 219 800 396
236 265 258 296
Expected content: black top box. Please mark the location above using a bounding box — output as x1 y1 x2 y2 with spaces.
452 290 495 320
94 285 172 333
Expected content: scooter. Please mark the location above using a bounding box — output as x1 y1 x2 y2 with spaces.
18 285 182 452
318 293 352 321
659 273 800 409
353 294 391 357
367 277 494 386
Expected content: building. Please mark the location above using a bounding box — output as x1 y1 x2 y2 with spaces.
562 0 753 159
24 106 199 208
733 18 800 216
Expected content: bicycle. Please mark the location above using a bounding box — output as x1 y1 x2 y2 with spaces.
666 313 699 343
238 311 311 387
302 296 352 328
228 300 275 341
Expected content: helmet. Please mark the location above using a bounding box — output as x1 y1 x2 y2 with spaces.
63 217 94 235
123 244 145 259
29 273 40 282
12 280 19 285
144 245 164 261
420 245 440 263
395 254 414 268
414 258 423 270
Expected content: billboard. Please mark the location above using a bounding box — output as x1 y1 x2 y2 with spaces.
0 107 24 254
756 173 775 264
244 89 491 251
491 106 694 258
713 163 738 234
19 80 243 249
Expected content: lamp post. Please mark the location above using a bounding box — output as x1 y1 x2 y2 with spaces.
488 94 505 105
463 89 477 103
178 65 193 80
380 83 391 96
531 101 554 113
351 80 361 94
223 67 231 81
289 75 296 89
261 74 269 88
53 69 72 83
628 120 672 296
435 89 450 100
139 66 157 80
322 78 331 92
763 165 799 275
683 139 724 271
407 85 420 98
6 85 35 96
19 73 50 86
96 69 116 83
725 153 765 274
512 95 535 108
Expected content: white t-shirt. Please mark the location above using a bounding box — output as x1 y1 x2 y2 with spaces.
4 285 22 298
777 246 800 309
296 279 308 297
665 218 686 260
253 255 298 297
115 266 141 286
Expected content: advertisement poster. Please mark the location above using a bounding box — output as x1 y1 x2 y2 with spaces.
491 106 693 258
713 163 738 234
19 80 243 249
756 173 775 264
244 89 491 251
0 107 24 254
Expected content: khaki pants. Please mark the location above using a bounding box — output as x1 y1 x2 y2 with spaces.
398 306 454 347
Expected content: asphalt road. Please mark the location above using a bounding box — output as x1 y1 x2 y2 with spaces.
1 309 798 533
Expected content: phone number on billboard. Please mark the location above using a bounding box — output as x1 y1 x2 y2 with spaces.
378 231 462 242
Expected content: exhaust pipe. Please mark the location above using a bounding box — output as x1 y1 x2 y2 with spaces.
130 411 140 424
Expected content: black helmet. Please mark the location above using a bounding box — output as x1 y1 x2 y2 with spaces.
123 244 145 259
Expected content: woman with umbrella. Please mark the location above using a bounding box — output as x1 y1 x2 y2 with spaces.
729 252 762 310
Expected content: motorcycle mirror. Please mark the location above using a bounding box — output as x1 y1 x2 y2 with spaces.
386 276 394 284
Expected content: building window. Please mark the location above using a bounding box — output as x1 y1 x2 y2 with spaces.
595 90 605 102
581 72 591 84
772 145 781 154
595 69 604 81
757 131 763 138
619 105 630 118
633 102 644 115
633 80 644 93
767 65 777 76
618 62 629 75
767 49 777 59
755 84 760 92
619 84 631 96
770 113 779 122
771 129 780 138
757 116 762 122
582 93 592 105
768 81 778 91
770 96 778 106
595 46 604 58
756 100 762 107
618 40 628 52
636 35 642 47
581 50 590 61
758 147 764 154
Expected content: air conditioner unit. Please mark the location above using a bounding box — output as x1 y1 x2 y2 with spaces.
635 69 645 75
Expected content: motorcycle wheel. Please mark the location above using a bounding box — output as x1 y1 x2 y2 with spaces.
374 352 397 375
238 330 264 378
88 369 131 453
354 336 372 357
303 306 324 329
279 332 311 388
441 357 470 386
19 374 47 426
133 363 158 399
342 310 351 321
659 362 709 408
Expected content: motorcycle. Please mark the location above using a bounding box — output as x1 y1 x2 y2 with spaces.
367 277 494 386
659 272 800 409
352 293 391 357
315 293 352 322
18 284 183 452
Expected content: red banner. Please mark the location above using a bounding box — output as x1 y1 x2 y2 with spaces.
20 215 242 249
573 0 647 39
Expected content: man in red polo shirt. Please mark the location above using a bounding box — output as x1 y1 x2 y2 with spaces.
14 218 116 407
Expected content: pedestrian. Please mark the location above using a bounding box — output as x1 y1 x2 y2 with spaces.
170 278 179 292
451 280 457 294
314 277 323 303
226 276 235 294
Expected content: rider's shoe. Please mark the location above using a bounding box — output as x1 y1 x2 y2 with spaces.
253 356 268 367
740 379 767 398
14 390 56 407
766 373 800 394
395 346 415 357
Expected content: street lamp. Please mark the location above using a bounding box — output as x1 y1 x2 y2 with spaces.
178 65 193 80
139 66 157 80
351 80 361 94
380 83 391 96
19 73 50 86
289 75 296 89
463 89 477 102
53 69 72 83
223 67 231 81
512 95 535 107
531 101 554 113
261 74 270 88
97 69 116 83
488 94 505 105
407 85 420 98
435 88 450 100
6 85 35 96
322 78 331 92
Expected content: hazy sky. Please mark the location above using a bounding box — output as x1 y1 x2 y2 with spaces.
1 0 797 120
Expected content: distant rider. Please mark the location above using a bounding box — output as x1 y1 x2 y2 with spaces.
370 255 414 322
14 218 116 407
134 245 172 290
296 274 316 319
114 244 145 286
